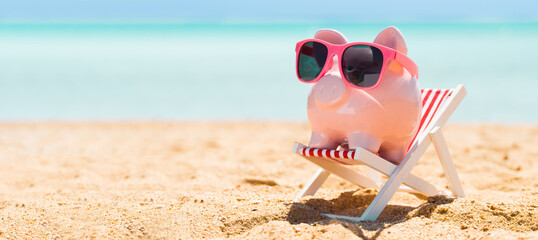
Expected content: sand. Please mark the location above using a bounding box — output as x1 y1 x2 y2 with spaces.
0 122 536 239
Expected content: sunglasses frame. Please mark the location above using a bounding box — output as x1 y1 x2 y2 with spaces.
295 39 419 89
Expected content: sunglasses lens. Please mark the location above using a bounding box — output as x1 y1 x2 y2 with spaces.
342 45 383 88
298 41 328 81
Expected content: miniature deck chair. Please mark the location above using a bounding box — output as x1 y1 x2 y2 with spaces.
292 84 467 221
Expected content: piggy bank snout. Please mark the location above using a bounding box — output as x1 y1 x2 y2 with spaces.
312 74 349 108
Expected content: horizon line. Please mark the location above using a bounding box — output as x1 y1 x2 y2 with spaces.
1 19 538 25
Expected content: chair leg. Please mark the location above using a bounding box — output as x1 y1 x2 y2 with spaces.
359 137 431 221
295 168 330 202
304 156 380 189
430 127 465 197
354 147 440 196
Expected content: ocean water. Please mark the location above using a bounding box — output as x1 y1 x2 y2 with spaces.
0 23 537 123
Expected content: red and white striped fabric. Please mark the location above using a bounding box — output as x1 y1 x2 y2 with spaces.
301 147 355 165
407 88 454 149
298 88 454 160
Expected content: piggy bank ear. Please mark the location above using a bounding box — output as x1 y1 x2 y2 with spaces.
314 29 348 44
373 26 407 55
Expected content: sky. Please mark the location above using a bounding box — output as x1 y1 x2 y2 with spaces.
0 0 537 23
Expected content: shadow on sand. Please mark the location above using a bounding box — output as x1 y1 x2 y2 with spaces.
286 189 456 239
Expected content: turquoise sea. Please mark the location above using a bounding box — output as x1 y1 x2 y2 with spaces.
0 23 537 123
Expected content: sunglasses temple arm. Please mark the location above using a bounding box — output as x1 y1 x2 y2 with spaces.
395 52 419 79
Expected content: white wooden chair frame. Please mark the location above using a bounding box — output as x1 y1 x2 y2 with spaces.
292 84 467 221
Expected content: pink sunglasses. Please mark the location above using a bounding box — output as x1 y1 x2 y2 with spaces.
295 39 418 89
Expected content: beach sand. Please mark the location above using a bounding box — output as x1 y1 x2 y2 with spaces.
0 122 536 239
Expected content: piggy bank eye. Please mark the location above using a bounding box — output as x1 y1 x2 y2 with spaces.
347 66 354 71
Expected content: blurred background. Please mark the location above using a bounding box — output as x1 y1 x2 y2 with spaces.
0 0 537 122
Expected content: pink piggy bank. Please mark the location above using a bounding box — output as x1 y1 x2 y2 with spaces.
296 27 421 164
